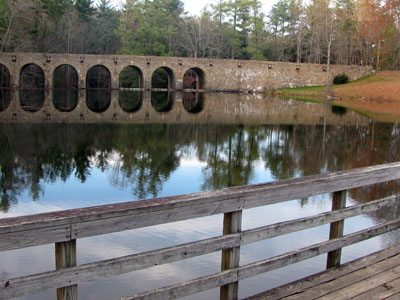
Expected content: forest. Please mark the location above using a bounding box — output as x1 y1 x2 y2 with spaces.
0 0 399 69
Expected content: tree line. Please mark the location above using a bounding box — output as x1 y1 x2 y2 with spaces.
0 0 399 69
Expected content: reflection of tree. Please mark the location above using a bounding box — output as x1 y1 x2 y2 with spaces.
1 122 400 219
86 90 111 113
182 92 203 113
53 89 78 112
0 89 11 112
119 91 142 113
199 125 263 191
151 92 174 112
110 124 181 199
20 89 45 112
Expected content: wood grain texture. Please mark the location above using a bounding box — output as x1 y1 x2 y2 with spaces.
1 163 400 251
1 198 398 299
220 211 242 300
115 219 400 300
55 240 77 300
0 235 239 299
243 243 400 300
326 190 346 268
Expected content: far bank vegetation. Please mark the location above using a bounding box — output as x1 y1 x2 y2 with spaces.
0 0 399 70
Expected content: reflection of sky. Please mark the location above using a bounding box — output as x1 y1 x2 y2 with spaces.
1 153 396 299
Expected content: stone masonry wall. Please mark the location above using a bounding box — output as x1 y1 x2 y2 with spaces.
0 52 372 92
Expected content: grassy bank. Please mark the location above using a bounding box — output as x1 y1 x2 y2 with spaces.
273 71 400 122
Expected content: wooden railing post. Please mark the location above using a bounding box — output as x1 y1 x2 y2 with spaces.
327 190 346 268
55 240 77 300
220 210 242 300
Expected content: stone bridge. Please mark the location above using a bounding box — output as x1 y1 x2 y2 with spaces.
0 52 372 92
0 90 369 126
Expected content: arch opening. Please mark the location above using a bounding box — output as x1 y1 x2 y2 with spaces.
53 64 79 112
183 92 204 114
183 68 205 90
119 91 143 113
20 89 45 112
20 64 45 89
0 64 11 112
151 67 175 90
0 64 11 88
151 92 175 112
0 89 11 112
20 64 45 112
119 66 143 89
86 65 111 113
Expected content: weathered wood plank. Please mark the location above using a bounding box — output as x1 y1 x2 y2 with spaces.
0 235 239 299
238 218 400 281
220 211 242 300
0 195 395 252
0 224 71 251
327 190 346 268
116 219 400 300
315 268 400 300
55 240 77 300
386 292 400 300
283 254 400 300
241 196 397 245
119 270 237 300
1 163 399 251
351 277 400 300
243 243 400 300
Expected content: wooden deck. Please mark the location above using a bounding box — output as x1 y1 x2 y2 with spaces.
246 243 400 300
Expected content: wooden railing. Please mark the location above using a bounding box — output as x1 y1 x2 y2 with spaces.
1 163 400 300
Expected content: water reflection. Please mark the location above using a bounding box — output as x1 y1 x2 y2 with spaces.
19 89 45 112
86 89 111 113
53 89 79 112
0 89 11 111
151 91 174 112
183 92 204 113
119 91 143 113
1 122 400 213
332 105 347 116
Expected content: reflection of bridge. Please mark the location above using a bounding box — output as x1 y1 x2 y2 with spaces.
0 52 371 92
0 90 370 125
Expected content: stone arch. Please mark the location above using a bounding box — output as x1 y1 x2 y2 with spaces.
20 63 45 89
0 63 11 112
19 64 45 112
86 65 111 89
52 64 79 112
53 64 79 89
183 67 205 90
86 65 112 113
0 63 11 88
151 67 175 89
119 65 144 89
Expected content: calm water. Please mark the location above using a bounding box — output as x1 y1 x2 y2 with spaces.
1 93 400 300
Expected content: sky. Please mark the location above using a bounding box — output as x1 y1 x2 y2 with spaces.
182 0 279 16
106 0 280 16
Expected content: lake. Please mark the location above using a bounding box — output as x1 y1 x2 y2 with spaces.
1 92 399 300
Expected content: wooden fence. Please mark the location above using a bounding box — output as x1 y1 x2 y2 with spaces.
1 162 400 300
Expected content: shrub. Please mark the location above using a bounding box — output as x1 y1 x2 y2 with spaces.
333 73 349 85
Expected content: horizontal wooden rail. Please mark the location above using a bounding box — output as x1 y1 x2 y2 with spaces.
121 218 400 300
1 196 398 299
1 162 400 252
